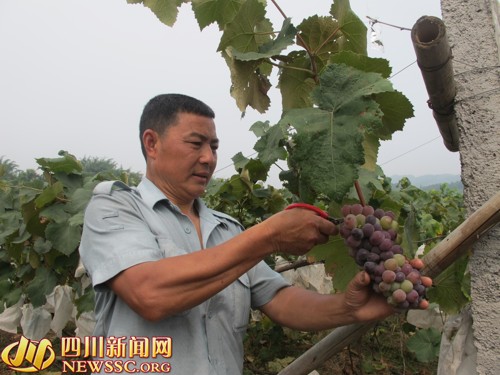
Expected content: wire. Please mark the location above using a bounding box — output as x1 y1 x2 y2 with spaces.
379 136 441 166
390 60 417 79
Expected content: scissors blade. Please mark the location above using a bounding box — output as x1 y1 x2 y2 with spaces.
285 203 343 225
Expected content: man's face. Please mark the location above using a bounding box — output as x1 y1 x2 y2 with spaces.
147 112 219 204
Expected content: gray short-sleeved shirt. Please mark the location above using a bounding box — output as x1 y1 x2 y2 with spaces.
79 178 290 375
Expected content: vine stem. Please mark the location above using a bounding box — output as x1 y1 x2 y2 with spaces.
354 180 366 207
269 0 319 82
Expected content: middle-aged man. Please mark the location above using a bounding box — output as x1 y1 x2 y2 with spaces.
79 93 395 374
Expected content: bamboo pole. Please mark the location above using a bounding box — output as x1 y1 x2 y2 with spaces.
278 323 375 375
279 191 500 375
421 191 500 278
411 16 459 152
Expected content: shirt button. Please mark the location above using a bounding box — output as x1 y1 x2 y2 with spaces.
184 227 191 234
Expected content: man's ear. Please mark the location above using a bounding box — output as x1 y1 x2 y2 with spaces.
143 129 159 159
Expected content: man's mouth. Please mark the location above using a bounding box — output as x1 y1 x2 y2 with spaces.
193 172 210 180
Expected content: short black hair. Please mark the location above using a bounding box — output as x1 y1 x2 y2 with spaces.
139 93 215 159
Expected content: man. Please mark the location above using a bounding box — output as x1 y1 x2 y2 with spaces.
79 93 394 374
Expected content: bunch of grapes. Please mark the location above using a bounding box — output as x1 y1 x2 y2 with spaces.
339 203 432 310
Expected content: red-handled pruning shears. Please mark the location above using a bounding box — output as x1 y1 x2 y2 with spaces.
285 203 344 225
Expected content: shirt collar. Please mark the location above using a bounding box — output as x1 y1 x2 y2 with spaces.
136 177 219 225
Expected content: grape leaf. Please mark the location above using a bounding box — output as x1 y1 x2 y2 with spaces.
373 91 414 140
26 267 57 307
312 64 393 111
231 152 250 171
230 18 296 61
65 181 98 214
362 133 380 172
216 0 276 113
251 121 288 167
329 50 392 78
277 64 395 201
45 221 81 256
297 15 341 68
34 181 63 209
40 203 70 224
406 327 441 363
218 0 271 52
330 0 367 54
36 151 82 174
127 0 185 27
308 238 358 292
278 51 317 110
191 0 244 30
74 285 95 317
426 255 470 314
223 52 271 113
283 108 365 202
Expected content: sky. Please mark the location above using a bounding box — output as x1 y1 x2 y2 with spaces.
0 0 461 183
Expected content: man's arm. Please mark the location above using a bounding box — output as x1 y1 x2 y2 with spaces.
260 271 395 331
107 208 336 321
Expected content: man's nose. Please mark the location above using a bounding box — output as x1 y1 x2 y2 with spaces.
200 144 217 164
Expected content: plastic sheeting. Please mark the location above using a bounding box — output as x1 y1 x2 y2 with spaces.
277 256 333 294
0 297 25 333
437 306 477 375
0 284 96 340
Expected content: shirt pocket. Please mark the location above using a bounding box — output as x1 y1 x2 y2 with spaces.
232 274 251 332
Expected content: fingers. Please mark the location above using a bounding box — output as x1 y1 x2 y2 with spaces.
265 209 336 255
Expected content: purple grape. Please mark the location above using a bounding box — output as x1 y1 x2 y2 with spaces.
369 231 384 246
374 208 385 219
379 238 393 252
390 244 403 255
361 239 373 251
362 223 375 238
366 252 380 263
378 281 391 293
344 214 357 230
364 261 377 273
362 205 375 216
339 225 351 239
345 235 361 248
395 271 406 283
382 270 396 283
341 204 351 217
387 229 397 240
356 249 370 263
351 227 364 240
351 203 363 215
401 263 413 275
398 301 410 309
374 262 385 276
414 284 426 296
406 289 419 304
379 251 394 261
392 289 407 304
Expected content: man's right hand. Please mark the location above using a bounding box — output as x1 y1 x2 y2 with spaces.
261 208 337 255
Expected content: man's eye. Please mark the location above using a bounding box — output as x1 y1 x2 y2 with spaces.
190 142 202 147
